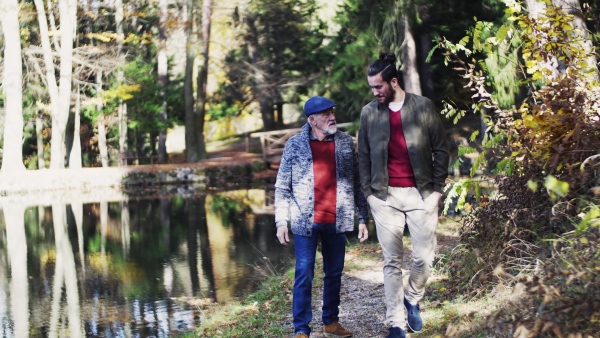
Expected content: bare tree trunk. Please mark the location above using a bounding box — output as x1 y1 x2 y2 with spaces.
552 0 599 81
259 96 275 131
115 0 128 166
118 101 128 165
96 71 109 167
0 0 26 172
244 13 276 131
4 203 29 337
157 0 169 164
525 0 560 81
51 203 83 337
98 116 109 167
401 0 421 95
418 4 434 99
184 0 200 162
100 200 108 256
195 0 212 158
121 201 130 259
36 113 45 168
34 0 77 169
69 86 82 168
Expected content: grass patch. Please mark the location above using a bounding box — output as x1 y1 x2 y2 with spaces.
191 269 295 337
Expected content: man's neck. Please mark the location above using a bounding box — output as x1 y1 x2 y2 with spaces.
311 128 327 141
392 88 406 104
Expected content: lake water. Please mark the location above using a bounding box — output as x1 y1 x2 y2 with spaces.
0 182 296 337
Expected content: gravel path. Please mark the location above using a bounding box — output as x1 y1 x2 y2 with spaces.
279 232 459 338
278 247 401 337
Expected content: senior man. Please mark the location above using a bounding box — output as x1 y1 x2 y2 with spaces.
275 96 369 338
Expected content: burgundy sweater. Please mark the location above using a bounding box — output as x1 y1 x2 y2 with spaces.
310 140 337 223
388 109 416 187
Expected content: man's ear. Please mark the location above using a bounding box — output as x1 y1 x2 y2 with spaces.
390 77 398 88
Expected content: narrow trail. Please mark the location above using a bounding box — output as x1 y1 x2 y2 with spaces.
280 225 461 338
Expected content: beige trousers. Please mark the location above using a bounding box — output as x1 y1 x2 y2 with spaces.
367 187 438 328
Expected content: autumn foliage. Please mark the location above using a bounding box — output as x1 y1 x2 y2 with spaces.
437 1 600 336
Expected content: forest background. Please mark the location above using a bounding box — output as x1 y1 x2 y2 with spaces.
1 0 600 336
1 0 595 171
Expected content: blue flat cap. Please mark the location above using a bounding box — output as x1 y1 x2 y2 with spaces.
304 96 337 116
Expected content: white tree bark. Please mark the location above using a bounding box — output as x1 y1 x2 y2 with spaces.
0 0 26 172
525 0 560 81
34 0 77 169
68 87 82 168
115 0 128 166
552 0 599 81
50 203 83 337
4 202 29 337
401 0 422 95
121 201 130 258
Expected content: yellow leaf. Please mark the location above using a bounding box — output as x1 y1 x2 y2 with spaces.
526 60 537 68
580 237 589 244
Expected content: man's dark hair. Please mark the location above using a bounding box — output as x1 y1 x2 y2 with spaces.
367 52 399 84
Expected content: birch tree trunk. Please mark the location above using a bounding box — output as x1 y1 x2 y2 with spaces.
121 201 130 258
4 203 29 337
401 0 421 95
552 0 599 81
157 0 169 164
115 0 128 166
68 87 82 168
34 0 77 169
51 203 83 337
0 0 26 172
184 0 200 162
96 71 109 167
525 0 560 81
195 0 212 159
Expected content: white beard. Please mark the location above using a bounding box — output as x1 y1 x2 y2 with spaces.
324 126 338 136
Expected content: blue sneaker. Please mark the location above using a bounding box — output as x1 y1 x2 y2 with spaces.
404 297 423 333
386 327 406 338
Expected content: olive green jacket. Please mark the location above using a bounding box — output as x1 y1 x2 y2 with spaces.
357 93 449 200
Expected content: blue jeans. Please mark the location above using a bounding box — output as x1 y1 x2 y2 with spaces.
292 223 347 335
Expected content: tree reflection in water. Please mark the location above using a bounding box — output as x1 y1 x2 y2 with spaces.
0 187 293 336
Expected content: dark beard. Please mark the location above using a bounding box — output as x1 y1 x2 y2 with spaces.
382 88 395 105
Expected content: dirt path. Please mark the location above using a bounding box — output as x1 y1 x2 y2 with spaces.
279 222 461 337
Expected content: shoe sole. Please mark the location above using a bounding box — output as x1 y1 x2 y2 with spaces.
404 303 422 333
323 333 353 337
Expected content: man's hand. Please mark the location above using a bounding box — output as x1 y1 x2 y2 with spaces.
358 223 368 242
276 226 290 245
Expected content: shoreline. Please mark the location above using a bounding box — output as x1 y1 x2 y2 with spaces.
0 153 273 205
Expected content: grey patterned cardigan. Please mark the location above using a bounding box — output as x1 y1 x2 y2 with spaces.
274 123 369 236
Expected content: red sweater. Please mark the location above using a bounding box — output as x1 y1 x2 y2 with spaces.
388 109 416 187
310 140 337 223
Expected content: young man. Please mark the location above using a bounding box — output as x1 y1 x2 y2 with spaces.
275 96 369 338
357 53 449 338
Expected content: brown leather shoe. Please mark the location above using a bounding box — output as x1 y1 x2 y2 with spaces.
295 333 309 338
323 321 353 337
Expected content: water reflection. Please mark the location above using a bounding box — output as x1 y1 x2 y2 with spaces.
0 188 292 337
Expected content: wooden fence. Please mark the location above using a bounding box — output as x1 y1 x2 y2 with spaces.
250 122 355 167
